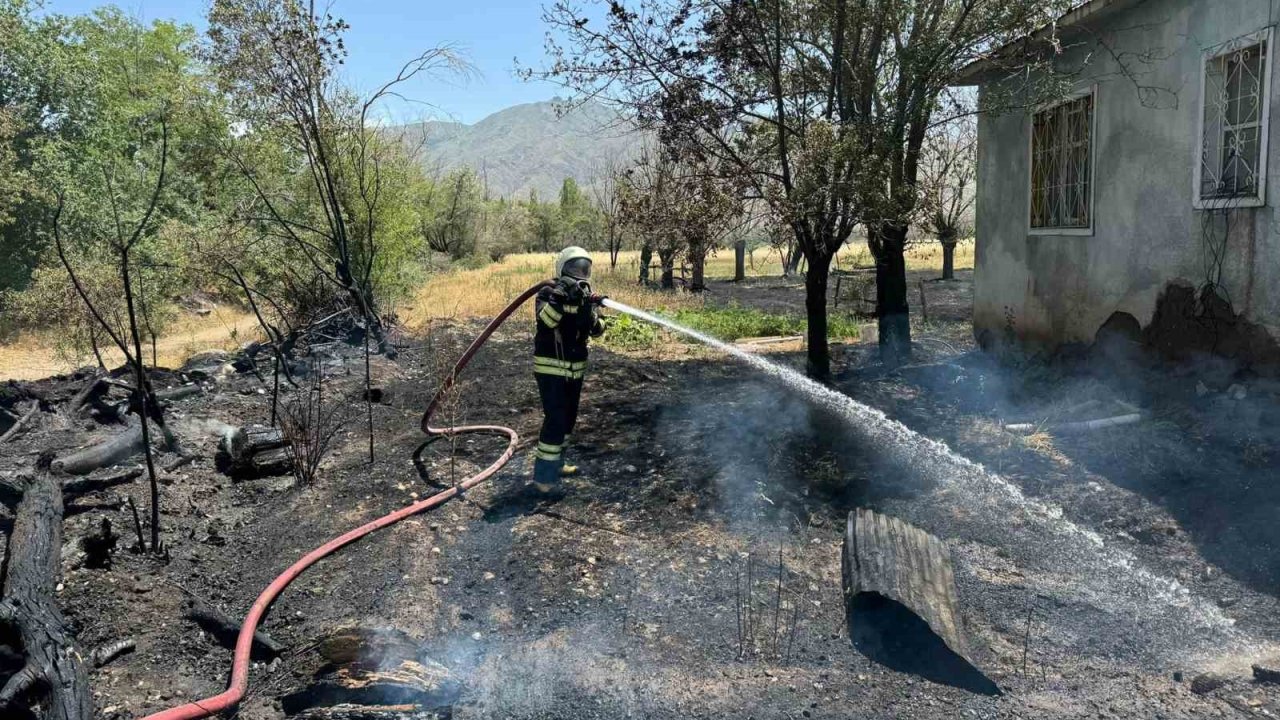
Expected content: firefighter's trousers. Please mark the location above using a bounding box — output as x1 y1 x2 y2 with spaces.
532 373 583 484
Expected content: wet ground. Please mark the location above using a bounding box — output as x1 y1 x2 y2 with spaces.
3 266 1280 719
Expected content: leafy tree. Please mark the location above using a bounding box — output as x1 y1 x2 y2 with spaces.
419 167 482 259
527 188 562 252
537 0 1072 376
37 7 215 554
618 146 681 288
206 0 467 356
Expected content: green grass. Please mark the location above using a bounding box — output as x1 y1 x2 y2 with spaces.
601 304 860 350
674 305 861 342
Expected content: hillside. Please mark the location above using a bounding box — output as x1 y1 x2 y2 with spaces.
396 100 643 200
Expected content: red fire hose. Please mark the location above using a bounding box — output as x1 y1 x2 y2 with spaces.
141 281 552 720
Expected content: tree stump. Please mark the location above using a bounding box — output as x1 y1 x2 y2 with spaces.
0 471 93 718
281 625 460 715
842 508 997 694
215 425 292 479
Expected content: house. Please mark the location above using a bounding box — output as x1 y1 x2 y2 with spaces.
954 0 1280 367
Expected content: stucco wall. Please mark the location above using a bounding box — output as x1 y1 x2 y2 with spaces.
974 0 1280 352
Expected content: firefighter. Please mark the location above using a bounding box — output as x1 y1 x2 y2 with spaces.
531 246 606 496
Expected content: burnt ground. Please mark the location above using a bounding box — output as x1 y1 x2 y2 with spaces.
3 265 1280 719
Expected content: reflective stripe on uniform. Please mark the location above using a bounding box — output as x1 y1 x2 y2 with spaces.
536 448 562 461
533 356 587 370
538 441 562 455
562 304 579 314
533 365 586 379
539 305 562 326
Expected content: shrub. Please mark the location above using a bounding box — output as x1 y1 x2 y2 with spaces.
600 312 659 350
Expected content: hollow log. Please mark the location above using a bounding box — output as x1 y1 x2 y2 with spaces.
51 425 145 476
0 471 93 719
183 598 282 660
842 508 998 695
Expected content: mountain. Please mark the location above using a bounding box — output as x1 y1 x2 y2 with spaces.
397 100 643 200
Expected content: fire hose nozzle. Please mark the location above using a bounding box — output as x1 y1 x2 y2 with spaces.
589 292 608 306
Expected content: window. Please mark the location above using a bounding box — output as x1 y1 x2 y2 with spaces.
1030 92 1094 231
1196 30 1272 208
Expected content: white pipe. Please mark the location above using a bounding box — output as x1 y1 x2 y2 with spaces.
1006 412 1143 434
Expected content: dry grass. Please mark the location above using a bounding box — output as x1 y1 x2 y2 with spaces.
2 240 977 381
402 252 705 328
402 240 975 328
0 306 259 381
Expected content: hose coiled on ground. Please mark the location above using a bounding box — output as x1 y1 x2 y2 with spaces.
140 281 552 720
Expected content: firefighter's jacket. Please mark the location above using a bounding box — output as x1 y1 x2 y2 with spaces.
533 283 604 379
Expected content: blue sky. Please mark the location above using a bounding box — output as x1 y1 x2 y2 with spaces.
43 0 569 124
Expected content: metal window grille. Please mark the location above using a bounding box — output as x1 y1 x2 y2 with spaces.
1200 39 1267 200
1031 94 1093 228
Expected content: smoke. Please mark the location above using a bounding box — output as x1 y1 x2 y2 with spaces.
459 625 654 719
606 299 1265 672
654 376 821 525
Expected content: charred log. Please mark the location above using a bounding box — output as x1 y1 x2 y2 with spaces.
0 470 93 719
63 466 142 499
1 467 141 510
0 403 38 446
90 639 135 668
183 598 282 659
282 626 460 715
51 425 145 475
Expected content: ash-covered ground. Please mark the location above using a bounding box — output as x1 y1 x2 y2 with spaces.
3 269 1280 719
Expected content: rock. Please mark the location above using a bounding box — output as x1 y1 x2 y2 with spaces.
1252 663 1280 685
1227 383 1248 400
1190 672 1228 695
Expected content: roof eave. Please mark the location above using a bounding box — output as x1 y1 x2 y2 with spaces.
950 0 1150 86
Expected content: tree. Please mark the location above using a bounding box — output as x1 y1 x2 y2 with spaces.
537 0 865 377
591 155 627 269
537 0 1072 375
917 114 976 281
206 0 467 357
419 167 481 259
618 146 681 288
528 189 561 252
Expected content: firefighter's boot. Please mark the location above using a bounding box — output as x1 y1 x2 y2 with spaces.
530 457 564 497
